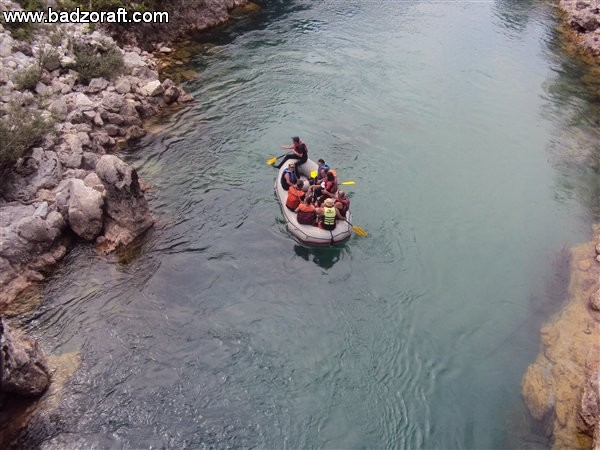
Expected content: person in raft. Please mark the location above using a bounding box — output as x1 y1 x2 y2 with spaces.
295 195 317 225
316 197 344 230
286 179 305 211
315 158 329 183
308 170 338 205
273 136 308 169
334 189 350 218
281 162 298 191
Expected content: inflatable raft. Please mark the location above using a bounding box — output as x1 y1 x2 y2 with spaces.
274 158 352 245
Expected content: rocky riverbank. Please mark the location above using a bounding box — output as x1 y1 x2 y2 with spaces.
558 0 600 58
0 7 196 311
0 0 250 445
522 225 600 450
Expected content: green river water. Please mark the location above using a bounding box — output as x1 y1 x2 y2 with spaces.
25 0 600 448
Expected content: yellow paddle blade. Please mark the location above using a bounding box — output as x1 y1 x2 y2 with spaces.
310 170 318 178
267 157 277 165
353 225 367 237
340 181 356 185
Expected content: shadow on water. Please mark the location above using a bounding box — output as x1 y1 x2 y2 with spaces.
293 244 342 269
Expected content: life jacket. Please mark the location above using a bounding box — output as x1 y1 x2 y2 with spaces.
336 197 350 217
325 179 337 195
297 204 316 225
281 168 297 191
286 186 304 210
296 142 308 163
323 206 336 229
316 164 330 181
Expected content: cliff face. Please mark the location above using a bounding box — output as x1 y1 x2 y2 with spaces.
522 225 600 450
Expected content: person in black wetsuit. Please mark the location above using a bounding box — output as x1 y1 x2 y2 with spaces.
273 136 308 169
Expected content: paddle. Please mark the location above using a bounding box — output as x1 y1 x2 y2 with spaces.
340 181 356 185
266 153 287 165
344 219 367 237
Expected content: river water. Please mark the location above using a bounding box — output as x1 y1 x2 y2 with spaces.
26 0 600 448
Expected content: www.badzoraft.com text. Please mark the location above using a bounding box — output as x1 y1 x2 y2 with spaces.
2 7 169 25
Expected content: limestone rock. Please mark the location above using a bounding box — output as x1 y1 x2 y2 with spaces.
104 124 120 137
0 320 50 397
81 151 100 170
86 77 109 93
66 179 104 241
101 93 124 113
16 216 52 243
35 82 50 96
74 93 93 111
95 155 153 252
141 80 163 97
33 202 49 219
132 66 158 81
0 34 13 58
83 172 104 192
106 112 124 125
126 125 146 140
591 289 600 312
163 85 180 104
91 131 115 149
2 151 62 202
114 77 131 94
57 133 83 169
123 51 145 70
579 369 600 440
49 98 68 120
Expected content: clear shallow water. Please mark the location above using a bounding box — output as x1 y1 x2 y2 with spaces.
23 0 600 448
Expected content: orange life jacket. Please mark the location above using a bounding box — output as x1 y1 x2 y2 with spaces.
286 186 304 210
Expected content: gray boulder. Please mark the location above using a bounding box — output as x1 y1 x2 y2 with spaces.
57 133 83 169
81 151 100 170
95 155 153 252
74 93 94 111
114 77 131 94
66 179 104 241
86 77 109 93
0 320 50 397
141 80 163 97
2 150 62 202
163 85 180 104
123 51 145 70
16 215 53 243
101 93 124 113
49 98 68 120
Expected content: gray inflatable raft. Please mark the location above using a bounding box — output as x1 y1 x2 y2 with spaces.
274 158 352 245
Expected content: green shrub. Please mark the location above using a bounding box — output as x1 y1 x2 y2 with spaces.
0 105 54 175
48 28 67 47
13 64 41 90
38 46 61 71
73 40 123 83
